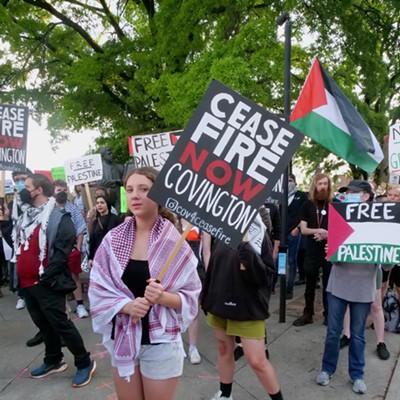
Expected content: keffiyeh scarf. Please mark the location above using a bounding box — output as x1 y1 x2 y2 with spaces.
89 216 201 380
11 195 56 275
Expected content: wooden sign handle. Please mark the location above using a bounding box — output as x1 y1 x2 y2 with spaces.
0 170 7 221
84 183 93 211
133 223 193 323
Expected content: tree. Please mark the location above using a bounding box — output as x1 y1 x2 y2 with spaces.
0 0 398 181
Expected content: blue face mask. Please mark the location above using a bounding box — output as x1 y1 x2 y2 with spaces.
15 180 25 192
338 193 362 203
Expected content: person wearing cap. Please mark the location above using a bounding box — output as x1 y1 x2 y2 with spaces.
316 179 384 394
293 173 333 326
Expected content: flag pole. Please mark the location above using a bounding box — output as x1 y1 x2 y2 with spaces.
276 12 291 323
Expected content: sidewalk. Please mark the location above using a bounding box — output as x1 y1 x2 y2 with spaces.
0 283 399 400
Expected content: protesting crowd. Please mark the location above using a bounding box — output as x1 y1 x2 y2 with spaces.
0 155 399 400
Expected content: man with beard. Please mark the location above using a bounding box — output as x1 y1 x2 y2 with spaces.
293 173 333 326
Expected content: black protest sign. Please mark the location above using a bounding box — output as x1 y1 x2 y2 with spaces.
0 104 29 171
148 80 304 247
327 202 400 264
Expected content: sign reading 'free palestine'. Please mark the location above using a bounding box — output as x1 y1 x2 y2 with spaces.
327 202 400 264
148 80 304 247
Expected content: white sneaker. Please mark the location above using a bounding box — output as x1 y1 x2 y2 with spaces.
189 348 201 364
16 298 25 310
209 391 233 400
76 304 89 318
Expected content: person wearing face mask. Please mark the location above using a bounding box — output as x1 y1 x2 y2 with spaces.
316 179 390 395
53 180 89 319
0 169 32 310
12 173 96 387
285 174 308 300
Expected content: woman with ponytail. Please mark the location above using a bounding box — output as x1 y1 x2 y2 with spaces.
89 167 201 400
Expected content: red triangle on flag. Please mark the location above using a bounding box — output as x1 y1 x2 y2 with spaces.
327 203 354 259
170 133 178 145
128 137 134 156
290 59 327 122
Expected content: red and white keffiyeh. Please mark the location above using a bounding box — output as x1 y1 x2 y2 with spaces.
89 216 201 380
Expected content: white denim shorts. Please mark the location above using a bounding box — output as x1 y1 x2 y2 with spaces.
112 341 185 380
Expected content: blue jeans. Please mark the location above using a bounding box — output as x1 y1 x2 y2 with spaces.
321 293 371 380
286 233 301 294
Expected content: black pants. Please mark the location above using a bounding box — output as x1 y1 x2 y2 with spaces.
303 252 332 316
24 284 90 369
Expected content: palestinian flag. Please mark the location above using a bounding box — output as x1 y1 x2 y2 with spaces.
291 59 383 173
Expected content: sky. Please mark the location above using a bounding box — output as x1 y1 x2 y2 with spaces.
25 119 99 172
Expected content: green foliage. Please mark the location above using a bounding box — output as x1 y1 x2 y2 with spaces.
0 0 398 181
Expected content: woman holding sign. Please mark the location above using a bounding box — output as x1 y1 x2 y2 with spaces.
89 167 201 400
201 215 284 400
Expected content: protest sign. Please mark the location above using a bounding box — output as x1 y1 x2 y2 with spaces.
327 202 400 264
51 166 66 181
389 123 400 176
148 80 304 247
34 170 53 182
128 130 182 170
64 154 102 186
0 104 29 171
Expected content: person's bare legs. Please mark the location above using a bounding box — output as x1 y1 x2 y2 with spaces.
142 376 180 400
188 315 199 346
72 273 83 303
371 289 385 343
214 328 235 383
241 337 280 395
113 365 144 400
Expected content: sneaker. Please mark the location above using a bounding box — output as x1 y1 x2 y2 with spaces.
72 360 96 388
16 298 25 310
340 335 350 349
286 292 294 300
189 348 201 364
30 361 67 379
26 331 44 347
316 371 330 386
76 304 89 319
293 314 313 327
351 378 367 394
233 346 244 361
377 342 390 360
209 390 233 400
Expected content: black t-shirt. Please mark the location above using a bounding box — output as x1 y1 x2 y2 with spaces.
300 199 330 255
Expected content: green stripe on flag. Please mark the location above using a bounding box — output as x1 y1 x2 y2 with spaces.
291 112 379 173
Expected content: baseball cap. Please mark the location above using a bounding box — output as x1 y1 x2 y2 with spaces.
338 179 372 194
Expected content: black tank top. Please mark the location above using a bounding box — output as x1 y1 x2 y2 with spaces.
112 259 151 344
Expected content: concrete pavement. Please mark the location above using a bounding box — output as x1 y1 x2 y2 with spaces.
0 281 399 400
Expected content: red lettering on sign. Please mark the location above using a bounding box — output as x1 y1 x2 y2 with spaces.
179 141 209 171
206 160 232 185
232 170 264 202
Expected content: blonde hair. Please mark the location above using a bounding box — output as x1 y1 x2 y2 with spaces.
124 167 176 224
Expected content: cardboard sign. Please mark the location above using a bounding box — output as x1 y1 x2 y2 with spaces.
389 123 400 175
128 130 182 170
51 166 66 181
0 104 29 171
64 154 102 186
148 80 304 247
327 202 400 264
